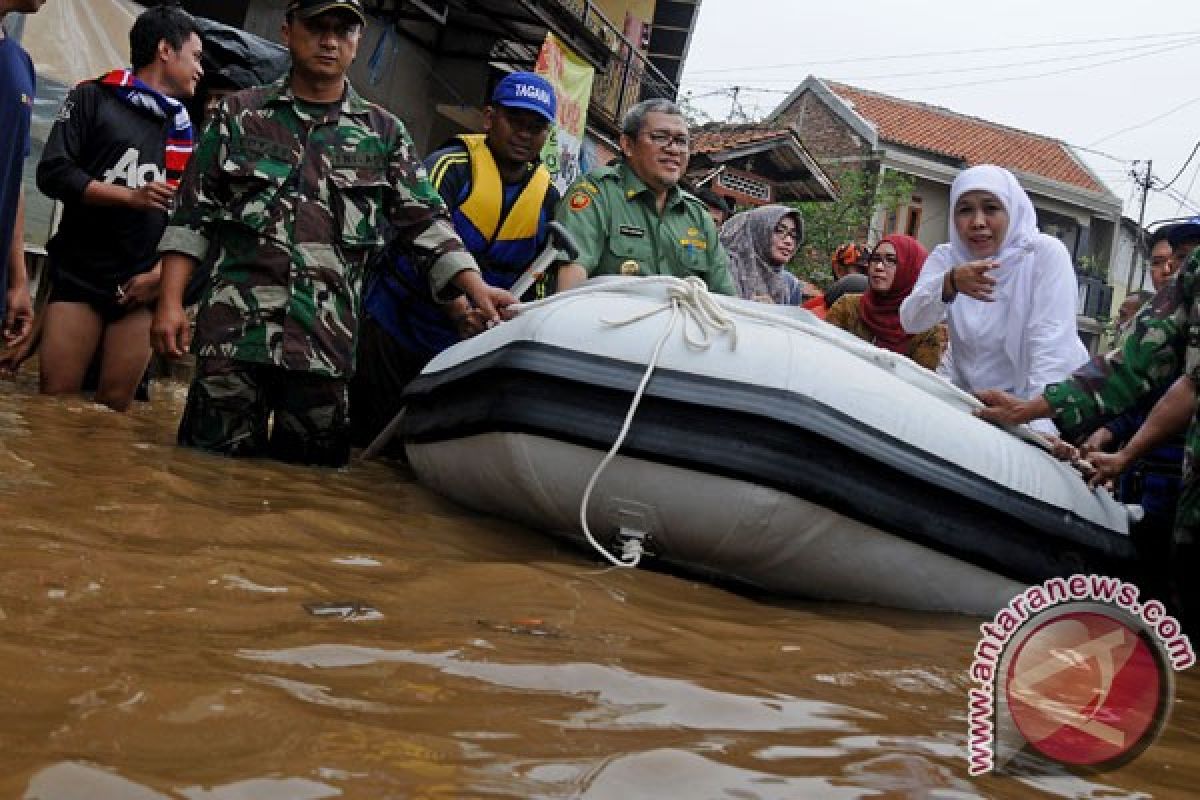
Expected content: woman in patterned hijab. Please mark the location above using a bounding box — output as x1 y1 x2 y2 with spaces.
719 205 804 304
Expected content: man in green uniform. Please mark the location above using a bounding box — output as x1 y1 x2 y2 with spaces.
554 98 732 294
975 248 1200 622
151 0 513 466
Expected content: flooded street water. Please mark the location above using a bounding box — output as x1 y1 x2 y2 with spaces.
0 372 1196 799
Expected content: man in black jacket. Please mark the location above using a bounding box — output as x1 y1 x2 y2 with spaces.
35 4 202 410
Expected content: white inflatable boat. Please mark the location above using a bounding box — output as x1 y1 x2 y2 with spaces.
399 277 1138 614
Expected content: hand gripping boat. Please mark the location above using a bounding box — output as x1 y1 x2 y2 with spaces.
398 277 1139 614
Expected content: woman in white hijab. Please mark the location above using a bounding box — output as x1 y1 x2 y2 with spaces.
900 165 1088 435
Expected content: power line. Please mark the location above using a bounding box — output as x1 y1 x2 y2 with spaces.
1174 158 1200 216
687 30 1200 75
1159 185 1200 214
1158 140 1200 191
689 37 1199 86
890 37 1200 92
683 82 1136 165
1089 93 1200 146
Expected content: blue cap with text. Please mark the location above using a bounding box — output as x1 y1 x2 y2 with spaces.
491 72 557 123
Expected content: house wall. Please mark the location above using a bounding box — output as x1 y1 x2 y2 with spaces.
1111 224 1152 296
593 0 657 34
242 0 480 153
774 90 873 169
870 174 951 251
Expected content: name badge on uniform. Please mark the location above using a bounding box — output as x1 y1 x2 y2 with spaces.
619 225 645 238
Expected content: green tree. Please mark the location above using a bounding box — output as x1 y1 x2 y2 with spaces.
790 169 915 285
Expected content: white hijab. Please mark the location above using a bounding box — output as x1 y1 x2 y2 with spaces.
941 165 1087 430
946 165 1039 274
948 166 1039 392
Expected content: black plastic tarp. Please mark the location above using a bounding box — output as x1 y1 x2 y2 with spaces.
195 16 290 92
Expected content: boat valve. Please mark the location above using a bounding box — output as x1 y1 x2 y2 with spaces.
616 526 651 566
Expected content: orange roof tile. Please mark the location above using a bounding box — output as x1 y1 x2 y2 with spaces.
826 81 1107 194
690 124 790 155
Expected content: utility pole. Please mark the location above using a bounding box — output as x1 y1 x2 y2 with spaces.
726 86 741 123
1125 159 1153 294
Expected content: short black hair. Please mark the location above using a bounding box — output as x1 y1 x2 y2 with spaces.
1146 227 1172 253
130 5 201 71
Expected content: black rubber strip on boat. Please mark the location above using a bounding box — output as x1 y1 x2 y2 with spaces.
401 341 1140 583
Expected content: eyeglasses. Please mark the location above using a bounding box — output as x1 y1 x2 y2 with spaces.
645 130 689 151
867 254 899 265
772 225 799 242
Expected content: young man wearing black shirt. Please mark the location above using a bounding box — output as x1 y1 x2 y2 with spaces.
36 4 202 410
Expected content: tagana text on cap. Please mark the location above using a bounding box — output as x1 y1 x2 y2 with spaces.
491 72 558 123
287 0 367 25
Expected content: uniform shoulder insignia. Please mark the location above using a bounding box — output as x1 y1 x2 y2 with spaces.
577 180 600 195
568 189 592 212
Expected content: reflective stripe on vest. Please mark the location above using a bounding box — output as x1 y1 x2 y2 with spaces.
454 134 551 270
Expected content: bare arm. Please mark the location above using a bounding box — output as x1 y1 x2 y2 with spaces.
150 252 198 358
555 263 588 292
4 190 33 347
82 179 175 213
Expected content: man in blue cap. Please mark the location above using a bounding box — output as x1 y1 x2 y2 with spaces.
350 71 559 448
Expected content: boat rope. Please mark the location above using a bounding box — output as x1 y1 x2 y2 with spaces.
511 278 1089 557
514 277 1056 455
572 277 738 568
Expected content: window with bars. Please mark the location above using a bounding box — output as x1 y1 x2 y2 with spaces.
717 171 772 202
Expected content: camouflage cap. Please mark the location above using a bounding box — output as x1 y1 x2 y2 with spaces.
287 0 366 25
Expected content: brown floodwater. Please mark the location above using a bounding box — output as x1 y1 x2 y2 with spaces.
0 370 1196 799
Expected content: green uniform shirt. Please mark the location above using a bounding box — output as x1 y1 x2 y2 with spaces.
159 77 476 379
1043 249 1199 536
556 162 733 295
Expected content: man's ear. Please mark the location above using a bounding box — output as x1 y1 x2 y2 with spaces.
157 39 174 64
619 133 634 159
482 105 495 134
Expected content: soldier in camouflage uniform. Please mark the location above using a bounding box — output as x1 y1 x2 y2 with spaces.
975 248 1200 621
152 0 514 466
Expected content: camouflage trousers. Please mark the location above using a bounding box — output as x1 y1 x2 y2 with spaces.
178 356 350 467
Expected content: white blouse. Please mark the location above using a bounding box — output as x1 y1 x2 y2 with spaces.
900 234 1089 435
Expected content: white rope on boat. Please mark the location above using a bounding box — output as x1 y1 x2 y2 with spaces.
508 275 1079 565
512 277 1054 452
571 277 738 568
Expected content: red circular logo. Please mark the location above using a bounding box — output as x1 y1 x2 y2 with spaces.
1004 610 1167 767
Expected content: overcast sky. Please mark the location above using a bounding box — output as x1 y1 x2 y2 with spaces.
680 0 1198 228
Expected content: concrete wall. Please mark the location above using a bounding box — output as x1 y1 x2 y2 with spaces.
774 89 873 167
241 0 486 153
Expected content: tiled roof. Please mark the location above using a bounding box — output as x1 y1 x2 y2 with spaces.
825 81 1107 194
690 124 790 155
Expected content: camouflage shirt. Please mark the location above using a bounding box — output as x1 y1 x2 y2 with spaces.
1043 249 1200 534
159 77 477 378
